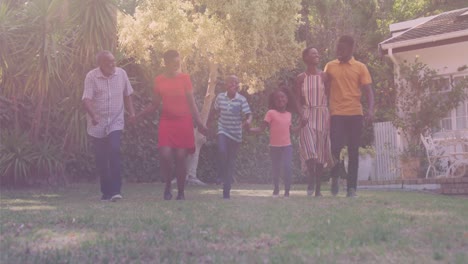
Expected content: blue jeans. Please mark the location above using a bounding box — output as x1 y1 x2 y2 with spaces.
92 130 122 199
217 134 240 195
270 145 293 194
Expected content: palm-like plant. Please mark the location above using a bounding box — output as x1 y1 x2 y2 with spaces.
1 0 119 144
0 132 35 185
4 0 73 142
0 1 28 96
0 0 120 185
61 0 119 151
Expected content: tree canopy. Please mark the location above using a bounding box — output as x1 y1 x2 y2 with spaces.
118 0 303 92
1 0 468 185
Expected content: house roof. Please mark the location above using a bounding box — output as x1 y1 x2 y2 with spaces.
379 7 468 53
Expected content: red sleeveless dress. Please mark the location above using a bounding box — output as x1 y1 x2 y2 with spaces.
155 73 195 154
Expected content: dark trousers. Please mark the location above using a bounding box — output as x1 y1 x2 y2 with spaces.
217 134 240 194
92 130 122 199
330 115 363 191
270 145 292 194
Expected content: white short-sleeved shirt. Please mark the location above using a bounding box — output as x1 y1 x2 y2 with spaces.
82 67 133 138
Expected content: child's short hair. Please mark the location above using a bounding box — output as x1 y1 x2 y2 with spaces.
163 50 179 63
268 88 293 111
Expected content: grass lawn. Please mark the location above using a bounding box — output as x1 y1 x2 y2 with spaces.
1 183 467 263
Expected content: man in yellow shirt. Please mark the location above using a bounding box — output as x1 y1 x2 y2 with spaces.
324 35 374 197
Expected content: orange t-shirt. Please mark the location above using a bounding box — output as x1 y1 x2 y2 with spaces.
324 57 372 116
264 110 292 147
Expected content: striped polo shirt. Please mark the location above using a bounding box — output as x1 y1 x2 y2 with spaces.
214 92 251 142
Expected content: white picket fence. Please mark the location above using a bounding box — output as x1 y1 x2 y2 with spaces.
373 122 400 180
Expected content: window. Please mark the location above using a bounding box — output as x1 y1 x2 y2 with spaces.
433 77 451 92
439 75 468 131
454 75 468 129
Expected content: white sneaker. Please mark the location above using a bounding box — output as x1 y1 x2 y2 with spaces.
110 194 122 202
187 176 207 186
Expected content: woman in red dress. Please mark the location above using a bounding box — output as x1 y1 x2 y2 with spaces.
134 50 207 200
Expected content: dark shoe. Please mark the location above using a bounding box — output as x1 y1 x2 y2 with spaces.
315 183 322 197
223 190 230 199
110 194 122 202
164 190 173 200
346 188 357 198
307 178 316 196
176 193 185 200
331 177 339 196
101 195 111 202
223 185 231 199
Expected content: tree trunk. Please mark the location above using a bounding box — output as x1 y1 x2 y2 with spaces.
185 60 218 184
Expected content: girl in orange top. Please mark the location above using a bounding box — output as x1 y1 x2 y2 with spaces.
250 89 300 197
133 50 208 200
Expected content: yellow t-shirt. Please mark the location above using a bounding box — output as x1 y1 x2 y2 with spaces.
324 57 372 116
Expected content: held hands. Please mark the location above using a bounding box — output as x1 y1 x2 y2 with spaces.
248 126 261 134
91 116 99 126
197 124 209 136
364 112 374 125
243 119 252 130
291 125 301 134
128 114 137 125
299 114 308 128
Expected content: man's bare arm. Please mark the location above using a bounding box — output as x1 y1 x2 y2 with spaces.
82 99 98 125
362 84 375 123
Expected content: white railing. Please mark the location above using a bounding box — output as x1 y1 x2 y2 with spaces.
373 122 400 180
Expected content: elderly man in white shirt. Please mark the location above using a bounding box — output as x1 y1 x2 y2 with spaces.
82 51 135 202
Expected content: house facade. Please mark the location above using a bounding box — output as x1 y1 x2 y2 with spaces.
374 8 468 179
379 7 468 134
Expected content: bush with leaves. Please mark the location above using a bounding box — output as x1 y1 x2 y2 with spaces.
0 132 34 185
392 59 467 159
0 132 66 186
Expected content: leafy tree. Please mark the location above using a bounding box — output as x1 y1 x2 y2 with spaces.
118 0 304 182
2 0 467 185
0 0 120 185
393 59 467 157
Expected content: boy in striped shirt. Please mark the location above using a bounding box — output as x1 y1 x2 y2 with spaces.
211 75 252 199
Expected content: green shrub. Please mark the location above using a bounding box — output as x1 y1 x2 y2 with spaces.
32 139 66 185
66 151 95 182
0 132 34 185
0 132 67 186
